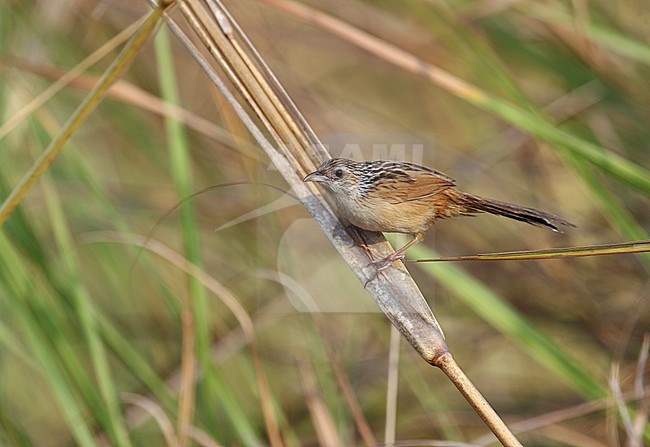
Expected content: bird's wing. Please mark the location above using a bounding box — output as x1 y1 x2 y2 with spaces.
370 168 456 204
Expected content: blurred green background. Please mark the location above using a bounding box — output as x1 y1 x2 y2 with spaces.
0 0 649 446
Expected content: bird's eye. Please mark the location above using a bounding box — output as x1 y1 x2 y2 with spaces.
334 169 344 178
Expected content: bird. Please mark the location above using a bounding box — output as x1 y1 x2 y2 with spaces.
303 158 573 272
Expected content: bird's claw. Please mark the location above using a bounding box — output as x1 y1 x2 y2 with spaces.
371 253 405 270
363 253 405 288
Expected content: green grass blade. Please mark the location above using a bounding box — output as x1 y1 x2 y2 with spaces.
476 95 650 193
154 25 221 437
522 3 650 66
39 154 132 445
0 233 99 447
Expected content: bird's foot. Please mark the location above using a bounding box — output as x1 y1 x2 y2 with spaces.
363 253 405 288
371 253 405 271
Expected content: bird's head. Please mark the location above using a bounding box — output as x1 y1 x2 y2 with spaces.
303 158 362 195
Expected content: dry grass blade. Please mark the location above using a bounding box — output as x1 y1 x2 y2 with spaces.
408 240 650 263
185 426 226 447
630 335 649 447
122 393 180 447
385 326 401 447
608 342 649 447
298 361 343 447
536 424 607 447
609 364 634 444
178 310 196 447
314 320 378 446
380 440 482 446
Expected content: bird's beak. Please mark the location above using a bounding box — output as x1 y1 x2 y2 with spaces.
303 171 328 183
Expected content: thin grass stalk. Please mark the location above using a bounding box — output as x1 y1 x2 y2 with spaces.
177 309 197 447
385 326 401 446
409 240 650 262
153 27 203 441
344 1 649 267
410 2 650 260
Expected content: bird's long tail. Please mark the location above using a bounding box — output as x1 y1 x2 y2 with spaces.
455 192 574 232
